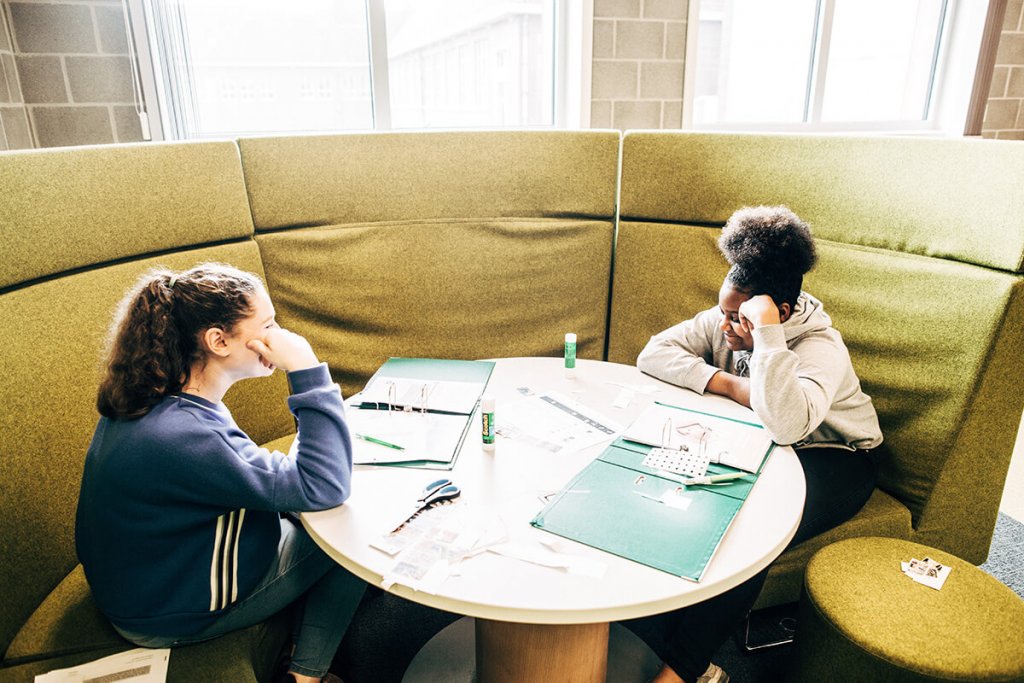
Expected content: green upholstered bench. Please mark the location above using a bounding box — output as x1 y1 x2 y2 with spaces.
791 537 1024 682
2 130 1022 681
611 132 1024 609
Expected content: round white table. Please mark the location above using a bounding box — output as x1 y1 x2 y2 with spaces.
302 357 805 682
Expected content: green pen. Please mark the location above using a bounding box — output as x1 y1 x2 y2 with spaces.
354 433 405 451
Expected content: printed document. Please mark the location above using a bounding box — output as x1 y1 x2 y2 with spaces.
35 648 169 682
498 392 623 454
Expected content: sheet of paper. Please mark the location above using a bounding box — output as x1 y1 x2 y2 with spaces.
35 648 170 682
359 377 483 414
380 503 498 593
622 403 771 473
901 557 952 590
497 392 623 455
348 408 469 465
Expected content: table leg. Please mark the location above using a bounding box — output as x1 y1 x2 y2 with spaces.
474 619 609 683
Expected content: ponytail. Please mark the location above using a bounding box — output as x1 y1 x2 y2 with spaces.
97 263 263 419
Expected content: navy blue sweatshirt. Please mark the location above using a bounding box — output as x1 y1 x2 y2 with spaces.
75 364 352 637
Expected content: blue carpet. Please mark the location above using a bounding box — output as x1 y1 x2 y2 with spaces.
980 512 1024 598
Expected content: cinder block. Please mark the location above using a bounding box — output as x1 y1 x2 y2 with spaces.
16 55 68 104
640 60 684 99
615 20 664 59
593 20 614 58
590 100 612 128
9 3 97 54
592 60 638 99
613 100 661 129
1007 66 1024 97
644 0 687 20
1004 0 1023 32
95 5 129 54
114 104 144 142
0 105 33 148
594 0 641 19
2 53 21 102
996 32 1024 65
31 105 113 147
984 98 1019 129
665 21 687 59
991 66 1010 98
662 99 682 128
65 56 133 103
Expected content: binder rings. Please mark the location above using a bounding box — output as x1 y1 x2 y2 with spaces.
531 431 775 581
621 402 775 474
349 358 495 469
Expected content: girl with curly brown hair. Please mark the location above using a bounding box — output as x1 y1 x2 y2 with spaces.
627 206 883 683
76 263 364 683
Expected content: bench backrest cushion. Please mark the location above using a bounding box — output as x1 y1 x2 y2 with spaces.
611 132 1024 562
240 131 620 395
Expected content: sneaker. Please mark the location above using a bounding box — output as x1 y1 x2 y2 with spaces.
696 663 729 683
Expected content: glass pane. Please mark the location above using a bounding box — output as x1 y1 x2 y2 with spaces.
385 0 555 128
820 0 944 122
692 0 819 125
181 0 372 136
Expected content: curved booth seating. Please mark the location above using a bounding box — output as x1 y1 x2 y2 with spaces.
792 537 1024 682
0 131 1022 681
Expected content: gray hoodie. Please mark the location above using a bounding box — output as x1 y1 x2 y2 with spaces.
636 292 882 450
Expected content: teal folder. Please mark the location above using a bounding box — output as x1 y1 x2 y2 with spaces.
352 358 495 469
531 438 772 581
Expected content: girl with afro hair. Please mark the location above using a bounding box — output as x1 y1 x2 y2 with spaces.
628 206 882 683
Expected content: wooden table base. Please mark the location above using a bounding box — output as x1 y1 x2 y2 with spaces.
475 619 609 683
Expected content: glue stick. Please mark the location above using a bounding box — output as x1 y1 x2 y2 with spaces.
564 333 577 379
481 395 495 452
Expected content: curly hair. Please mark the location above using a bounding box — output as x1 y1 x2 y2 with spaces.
718 205 817 307
96 263 264 420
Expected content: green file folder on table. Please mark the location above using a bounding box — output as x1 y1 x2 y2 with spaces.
531 429 775 581
349 357 495 469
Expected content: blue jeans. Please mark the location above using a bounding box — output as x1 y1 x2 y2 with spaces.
116 516 366 679
622 446 878 682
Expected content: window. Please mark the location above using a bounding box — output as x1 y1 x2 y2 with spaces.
129 0 583 139
683 0 985 133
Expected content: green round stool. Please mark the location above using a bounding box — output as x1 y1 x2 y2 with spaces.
791 537 1024 682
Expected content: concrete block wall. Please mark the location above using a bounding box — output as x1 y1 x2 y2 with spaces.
3 0 1024 146
589 0 687 130
983 0 1024 139
1 0 144 148
0 3 31 149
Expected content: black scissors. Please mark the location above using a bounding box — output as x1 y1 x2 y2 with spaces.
416 478 461 509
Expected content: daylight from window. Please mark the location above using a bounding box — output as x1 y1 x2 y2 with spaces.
155 0 554 137
691 0 947 128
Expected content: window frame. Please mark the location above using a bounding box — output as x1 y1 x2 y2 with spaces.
125 0 593 141
681 0 991 136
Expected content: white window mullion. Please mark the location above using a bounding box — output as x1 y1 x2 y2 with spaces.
366 0 391 131
807 0 836 125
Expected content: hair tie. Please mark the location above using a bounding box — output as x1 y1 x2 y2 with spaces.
168 275 178 289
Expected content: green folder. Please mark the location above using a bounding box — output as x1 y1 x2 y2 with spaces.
353 357 495 469
531 438 771 581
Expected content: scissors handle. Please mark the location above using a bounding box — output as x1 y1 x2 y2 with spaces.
420 483 460 508
416 478 453 504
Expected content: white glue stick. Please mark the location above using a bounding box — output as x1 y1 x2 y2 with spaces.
481 395 495 452
564 333 577 379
